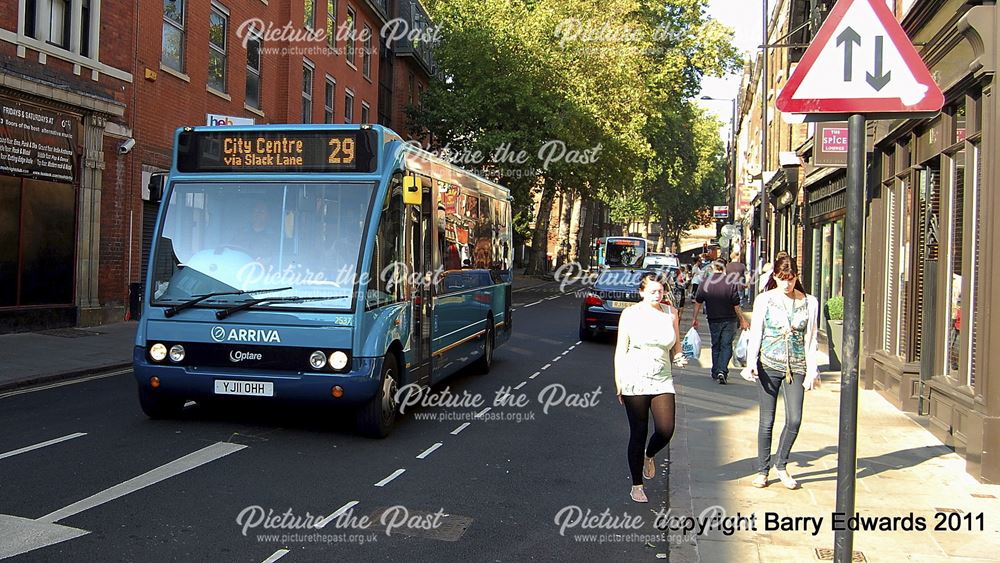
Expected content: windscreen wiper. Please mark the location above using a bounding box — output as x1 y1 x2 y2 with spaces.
163 286 292 318
215 295 348 320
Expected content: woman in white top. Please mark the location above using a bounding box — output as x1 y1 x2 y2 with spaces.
741 255 820 489
615 273 686 503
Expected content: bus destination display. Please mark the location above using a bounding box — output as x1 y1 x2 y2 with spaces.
176 129 378 173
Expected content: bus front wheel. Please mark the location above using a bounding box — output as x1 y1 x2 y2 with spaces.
356 354 399 438
138 386 184 419
474 321 495 374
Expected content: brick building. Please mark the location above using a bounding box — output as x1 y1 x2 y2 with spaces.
0 0 436 333
0 0 136 332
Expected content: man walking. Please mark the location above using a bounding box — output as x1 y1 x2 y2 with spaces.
692 260 749 384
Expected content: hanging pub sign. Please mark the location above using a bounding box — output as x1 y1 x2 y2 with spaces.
814 122 849 167
0 98 80 183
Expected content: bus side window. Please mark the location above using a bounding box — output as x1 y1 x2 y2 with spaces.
366 182 405 309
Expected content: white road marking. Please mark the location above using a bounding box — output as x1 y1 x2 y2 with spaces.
569 345 576 350
545 295 559 301
552 356 561 362
38 442 247 524
416 442 444 459
560 351 569 356
451 423 470 435
314 501 360 529
575 341 582 345
0 433 87 461
522 300 543 308
540 363 551 370
374 469 405 487
261 549 290 563
513 382 526 390
474 407 491 418
529 373 539 380
184 401 196 408
0 369 131 400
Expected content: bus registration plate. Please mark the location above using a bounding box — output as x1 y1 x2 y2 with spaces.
214 380 274 397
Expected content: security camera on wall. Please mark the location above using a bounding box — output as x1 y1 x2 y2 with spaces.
119 138 136 154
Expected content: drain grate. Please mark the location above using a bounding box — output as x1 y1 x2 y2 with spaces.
815 548 866 562
37 328 104 338
365 506 472 542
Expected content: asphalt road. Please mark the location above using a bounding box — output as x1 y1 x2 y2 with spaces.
0 281 681 562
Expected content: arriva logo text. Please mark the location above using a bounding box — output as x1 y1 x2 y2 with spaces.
212 326 281 343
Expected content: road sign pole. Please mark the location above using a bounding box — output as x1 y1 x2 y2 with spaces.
834 113 865 563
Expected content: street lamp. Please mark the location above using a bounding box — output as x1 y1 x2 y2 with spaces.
699 95 737 216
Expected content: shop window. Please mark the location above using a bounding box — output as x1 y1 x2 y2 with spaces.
20 180 75 306
912 161 941 361
0 178 21 307
944 150 964 378
969 144 981 390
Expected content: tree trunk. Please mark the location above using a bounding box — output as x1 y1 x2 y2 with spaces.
526 183 556 275
555 191 574 267
568 195 584 264
579 200 594 268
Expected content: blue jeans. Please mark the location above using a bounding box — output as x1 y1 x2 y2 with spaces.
756 362 805 474
708 319 738 379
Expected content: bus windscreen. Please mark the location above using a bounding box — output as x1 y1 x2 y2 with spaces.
176 129 379 173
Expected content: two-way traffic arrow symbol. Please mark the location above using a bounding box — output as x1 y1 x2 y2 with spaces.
866 36 891 91
836 27 891 91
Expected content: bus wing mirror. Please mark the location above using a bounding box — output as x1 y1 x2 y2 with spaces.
403 176 422 206
148 173 166 203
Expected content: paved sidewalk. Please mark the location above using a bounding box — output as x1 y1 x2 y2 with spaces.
0 322 137 391
667 307 1000 562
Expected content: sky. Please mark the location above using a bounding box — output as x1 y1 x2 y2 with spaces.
696 0 775 141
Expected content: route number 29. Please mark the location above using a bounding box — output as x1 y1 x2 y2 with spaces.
329 138 356 164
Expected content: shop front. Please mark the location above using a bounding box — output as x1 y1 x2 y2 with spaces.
0 97 81 331
861 0 998 483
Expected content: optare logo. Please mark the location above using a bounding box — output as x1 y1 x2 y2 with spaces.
230 350 263 362
211 326 226 342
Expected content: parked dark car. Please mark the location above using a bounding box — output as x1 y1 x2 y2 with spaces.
579 268 657 341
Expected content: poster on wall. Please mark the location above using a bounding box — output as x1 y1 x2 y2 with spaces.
0 99 79 183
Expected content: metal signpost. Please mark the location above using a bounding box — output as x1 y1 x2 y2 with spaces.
775 1 943 561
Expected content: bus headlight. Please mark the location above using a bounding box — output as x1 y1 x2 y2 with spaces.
149 343 167 362
329 351 349 370
168 345 186 363
309 351 327 370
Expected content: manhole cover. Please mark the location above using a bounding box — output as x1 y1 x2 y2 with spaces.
38 328 103 338
365 506 472 542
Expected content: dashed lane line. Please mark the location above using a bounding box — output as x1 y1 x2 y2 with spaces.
0 369 132 400
38 442 247 524
416 443 443 460
0 433 88 461
261 549 290 563
314 501 360 529
512 382 526 390
540 363 551 370
451 423 471 435
374 469 406 487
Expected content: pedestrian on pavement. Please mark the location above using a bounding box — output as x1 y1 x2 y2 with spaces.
741 255 820 490
690 254 710 298
726 249 748 304
692 260 749 384
614 273 686 503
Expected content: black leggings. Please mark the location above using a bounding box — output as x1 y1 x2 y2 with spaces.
622 394 676 486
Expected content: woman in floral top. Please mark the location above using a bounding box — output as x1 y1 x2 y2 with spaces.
741 255 820 489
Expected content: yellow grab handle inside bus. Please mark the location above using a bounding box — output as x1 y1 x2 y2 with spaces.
403 176 422 205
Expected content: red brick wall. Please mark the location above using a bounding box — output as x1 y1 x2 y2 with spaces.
391 57 429 140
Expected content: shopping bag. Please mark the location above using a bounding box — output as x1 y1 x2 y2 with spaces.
682 327 702 359
734 330 750 367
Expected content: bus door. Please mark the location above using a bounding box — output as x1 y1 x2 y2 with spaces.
405 175 434 386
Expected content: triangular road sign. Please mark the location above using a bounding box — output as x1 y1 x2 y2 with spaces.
776 0 944 114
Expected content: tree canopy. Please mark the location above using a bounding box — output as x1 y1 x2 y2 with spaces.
411 0 740 265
